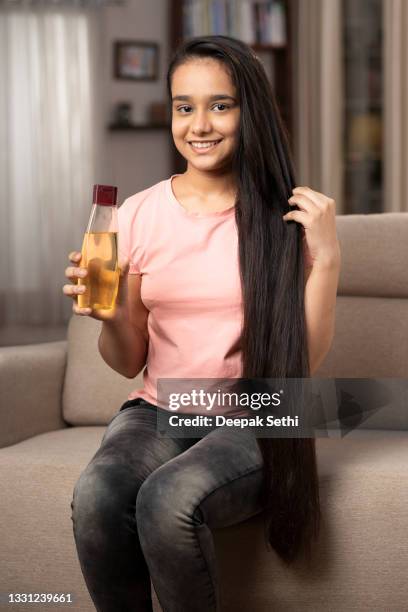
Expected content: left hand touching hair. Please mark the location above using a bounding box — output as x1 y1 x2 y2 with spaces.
283 186 341 267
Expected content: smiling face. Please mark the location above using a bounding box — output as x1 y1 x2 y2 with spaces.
170 58 240 173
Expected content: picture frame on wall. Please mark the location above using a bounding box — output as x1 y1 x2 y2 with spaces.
114 41 159 81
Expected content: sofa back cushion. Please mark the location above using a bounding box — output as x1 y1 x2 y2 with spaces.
62 316 144 425
315 212 408 430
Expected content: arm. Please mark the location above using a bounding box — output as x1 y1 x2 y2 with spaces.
98 274 149 378
304 253 341 375
283 185 341 375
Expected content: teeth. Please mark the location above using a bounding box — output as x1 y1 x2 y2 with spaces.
190 140 220 149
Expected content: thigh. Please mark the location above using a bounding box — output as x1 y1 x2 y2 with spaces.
74 400 198 500
194 426 265 528
103 401 196 472
138 425 265 529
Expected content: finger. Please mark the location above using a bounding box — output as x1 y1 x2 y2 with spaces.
69 251 82 262
65 266 88 280
288 194 317 213
72 302 92 316
63 284 87 298
291 186 329 209
282 210 309 225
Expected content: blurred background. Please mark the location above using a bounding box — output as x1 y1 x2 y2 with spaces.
0 0 406 346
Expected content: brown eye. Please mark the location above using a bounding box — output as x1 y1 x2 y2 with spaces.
213 103 229 111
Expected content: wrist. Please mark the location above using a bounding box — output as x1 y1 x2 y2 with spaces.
313 257 341 271
313 248 341 271
101 305 131 329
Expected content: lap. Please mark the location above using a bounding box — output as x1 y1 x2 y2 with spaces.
74 400 197 498
75 400 265 527
137 424 265 529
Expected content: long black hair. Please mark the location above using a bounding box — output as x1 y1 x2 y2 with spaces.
166 35 321 565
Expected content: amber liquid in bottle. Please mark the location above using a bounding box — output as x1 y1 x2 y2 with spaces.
77 231 119 311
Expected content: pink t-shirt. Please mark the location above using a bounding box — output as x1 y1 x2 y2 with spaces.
117 174 313 414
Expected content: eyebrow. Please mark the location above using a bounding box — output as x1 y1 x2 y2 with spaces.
172 94 236 102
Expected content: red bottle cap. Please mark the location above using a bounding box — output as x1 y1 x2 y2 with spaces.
93 184 118 206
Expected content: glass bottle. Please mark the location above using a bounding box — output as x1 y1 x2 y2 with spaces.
77 184 119 312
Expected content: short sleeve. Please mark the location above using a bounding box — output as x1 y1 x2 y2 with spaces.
302 228 313 269
117 198 141 274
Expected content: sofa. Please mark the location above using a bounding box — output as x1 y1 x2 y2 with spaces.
0 212 407 612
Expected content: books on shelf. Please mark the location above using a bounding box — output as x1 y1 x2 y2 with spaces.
182 0 287 46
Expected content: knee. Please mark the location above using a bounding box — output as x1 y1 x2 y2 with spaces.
135 473 160 526
136 475 172 549
70 463 126 535
135 469 199 541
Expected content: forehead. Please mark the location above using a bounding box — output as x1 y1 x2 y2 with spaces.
171 59 235 97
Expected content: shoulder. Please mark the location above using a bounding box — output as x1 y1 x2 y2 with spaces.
118 178 167 220
117 178 169 269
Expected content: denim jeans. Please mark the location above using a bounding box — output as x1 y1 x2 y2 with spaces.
70 398 265 612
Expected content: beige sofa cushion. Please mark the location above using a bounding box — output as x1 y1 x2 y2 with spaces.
336 212 408 297
314 296 408 430
62 315 144 426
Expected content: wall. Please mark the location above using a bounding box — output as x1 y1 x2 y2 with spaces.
100 0 174 204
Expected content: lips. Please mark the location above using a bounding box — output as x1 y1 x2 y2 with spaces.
188 139 223 153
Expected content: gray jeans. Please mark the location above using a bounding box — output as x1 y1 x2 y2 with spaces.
70 398 265 612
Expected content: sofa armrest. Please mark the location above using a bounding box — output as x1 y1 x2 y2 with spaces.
0 340 68 448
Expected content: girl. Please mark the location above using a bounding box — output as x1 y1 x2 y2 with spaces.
65 35 341 612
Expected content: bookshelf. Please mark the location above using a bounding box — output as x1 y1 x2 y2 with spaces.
342 0 383 213
169 0 294 173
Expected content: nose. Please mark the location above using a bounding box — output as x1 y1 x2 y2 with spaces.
191 108 212 135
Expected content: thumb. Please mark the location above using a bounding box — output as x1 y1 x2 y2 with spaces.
118 258 130 277
116 258 130 307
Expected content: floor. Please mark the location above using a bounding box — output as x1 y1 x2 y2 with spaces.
0 324 68 347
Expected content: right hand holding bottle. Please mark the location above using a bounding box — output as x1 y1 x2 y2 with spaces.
63 251 130 322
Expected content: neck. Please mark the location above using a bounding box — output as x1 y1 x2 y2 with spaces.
182 165 237 200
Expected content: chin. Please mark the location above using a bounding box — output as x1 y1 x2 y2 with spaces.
191 159 225 171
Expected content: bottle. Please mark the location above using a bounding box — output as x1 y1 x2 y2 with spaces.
77 184 119 312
